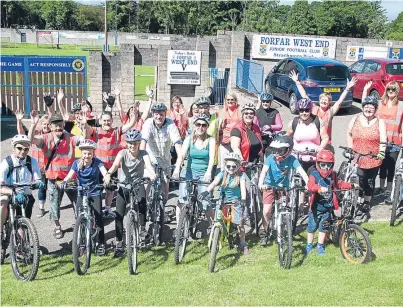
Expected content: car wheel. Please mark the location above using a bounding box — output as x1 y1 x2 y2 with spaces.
289 92 298 114
370 90 380 101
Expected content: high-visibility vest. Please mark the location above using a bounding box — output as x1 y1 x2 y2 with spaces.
92 127 122 168
379 102 403 145
31 130 47 168
233 121 263 162
42 132 76 180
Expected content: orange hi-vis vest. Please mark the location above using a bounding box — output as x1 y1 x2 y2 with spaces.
42 132 76 180
31 130 47 168
92 127 122 168
380 102 403 145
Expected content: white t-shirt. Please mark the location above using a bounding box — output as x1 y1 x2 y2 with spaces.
141 118 181 168
0 155 41 195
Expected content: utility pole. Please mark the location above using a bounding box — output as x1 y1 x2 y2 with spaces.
104 0 108 52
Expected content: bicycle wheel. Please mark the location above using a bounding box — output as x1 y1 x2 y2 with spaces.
152 199 164 246
390 175 401 226
252 191 260 235
72 215 91 275
126 215 139 275
277 214 292 269
208 226 221 273
9 217 40 281
289 188 299 235
174 208 190 264
339 223 372 264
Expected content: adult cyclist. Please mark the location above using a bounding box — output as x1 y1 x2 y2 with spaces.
0 135 44 263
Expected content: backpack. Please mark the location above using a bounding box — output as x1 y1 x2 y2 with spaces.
291 115 320 134
5 155 33 180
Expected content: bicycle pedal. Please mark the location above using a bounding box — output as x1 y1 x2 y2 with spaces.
195 231 202 239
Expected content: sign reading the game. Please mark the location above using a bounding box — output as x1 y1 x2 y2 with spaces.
0 56 86 73
346 46 389 61
167 50 201 85
251 34 336 59
0 56 25 72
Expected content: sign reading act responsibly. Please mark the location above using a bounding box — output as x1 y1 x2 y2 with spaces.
167 50 201 85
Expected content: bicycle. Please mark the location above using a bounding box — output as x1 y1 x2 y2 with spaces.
113 178 150 275
0 183 40 281
171 178 209 264
71 184 104 276
379 142 403 226
245 161 263 236
337 146 378 220
330 187 372 264
267 186 295 269
207 192 242 273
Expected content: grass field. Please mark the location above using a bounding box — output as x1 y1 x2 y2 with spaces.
1 222 402 306
135 65 155 101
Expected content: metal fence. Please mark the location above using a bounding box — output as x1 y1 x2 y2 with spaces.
208 68 230 105
235 58 264 95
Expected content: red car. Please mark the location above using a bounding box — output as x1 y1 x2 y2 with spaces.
349 58 403 100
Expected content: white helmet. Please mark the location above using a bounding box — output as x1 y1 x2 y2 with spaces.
224 152 242 164
12 134 31 147
241 102 256 113
78 139 97 150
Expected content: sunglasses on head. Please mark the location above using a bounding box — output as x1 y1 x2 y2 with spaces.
299 108 311 114
387 87 396 92
15 146 29 152
318 162 333 170
195 122 208 128
226 164 238 170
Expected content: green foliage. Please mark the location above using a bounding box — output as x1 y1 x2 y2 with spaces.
286 0 316 35
386 12 403 41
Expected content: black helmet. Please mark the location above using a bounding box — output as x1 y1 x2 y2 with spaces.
362 96 378 109
151 103 168 112
270 134 294 161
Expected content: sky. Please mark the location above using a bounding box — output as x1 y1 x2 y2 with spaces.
77 0 403 21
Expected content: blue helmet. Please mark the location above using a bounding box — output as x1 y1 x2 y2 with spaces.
125 129 142 142
362 96 378 109
259 91 273 102
297 98 313 110
151 103 167 112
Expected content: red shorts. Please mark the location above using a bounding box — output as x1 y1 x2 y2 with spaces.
263 189 275 206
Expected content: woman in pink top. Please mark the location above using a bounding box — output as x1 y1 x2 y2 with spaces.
218 91 241 170
290 70 356 143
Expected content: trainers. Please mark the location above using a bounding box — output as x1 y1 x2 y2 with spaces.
95 243 106 256
317 244 326 255
103 209 116 219
384 190 392 203
375 187 385 196
305 243 313 254
113 247 125 258
36 208 45 218
259 231 269 246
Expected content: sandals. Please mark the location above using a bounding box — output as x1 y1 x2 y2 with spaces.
54 227 64 239
36 209 45 218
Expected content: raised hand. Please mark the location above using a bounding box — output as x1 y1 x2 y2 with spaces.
43 92 54 107
57 88 64 102
346 77 357 90
289 70 299 83
364 80 373 91
114 88 121 97
14 109 24 120
145 86 154 99
30 110 39 125
128 106 136 119
178 104 185 115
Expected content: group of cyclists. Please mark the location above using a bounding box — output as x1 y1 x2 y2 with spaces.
0 70 401 263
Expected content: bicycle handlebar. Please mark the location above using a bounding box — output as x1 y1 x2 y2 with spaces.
169 178 210 185
339 146 378 160
380 141 403 149
0 183 38 190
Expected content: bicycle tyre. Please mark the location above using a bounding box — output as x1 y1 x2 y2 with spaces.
289 188 300 235
126 215 138 275
208 227 221 273
390 174 401 226
9 217 40 281
277 214 292 269
251 193 260 235
152 199 164 246
174 208 190 264
72 215 91 275
339 223 372 264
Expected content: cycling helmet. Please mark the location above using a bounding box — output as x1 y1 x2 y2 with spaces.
151 103 167 112
316 149 335 178
125 129 142 142
270 134 293 161
71 103 82 113
241 102 256 113
259 91 274 102
362 96 378 109
196 96 211 106
78 139 97 150
12 134 31 147
223 152 242 164
193 114 210 125
297 98 313 110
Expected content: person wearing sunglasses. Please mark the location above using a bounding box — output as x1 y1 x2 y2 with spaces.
306 149 358 256
0 134 44 263
362 81 403 201
286 98 329 173
290 70 357 144
255 91 283 155
258 134 308 246
199 153 248 255
173 114 216 227
347 96 386 216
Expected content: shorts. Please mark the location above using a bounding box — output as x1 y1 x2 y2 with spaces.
216 200 245 225
307 209 331 233
263 189 275 206
0 194 35 219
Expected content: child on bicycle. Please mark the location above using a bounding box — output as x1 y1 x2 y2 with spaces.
61 139 109 256
258 134 309 246
306 148 358 255
199 153 249 255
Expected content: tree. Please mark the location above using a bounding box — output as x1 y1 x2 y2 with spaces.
75 4 103 31
41 1 77 30
387 12 403 40
286 0 316 35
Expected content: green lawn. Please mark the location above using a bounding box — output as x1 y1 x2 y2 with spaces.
135 65 155 101
2 222 402 306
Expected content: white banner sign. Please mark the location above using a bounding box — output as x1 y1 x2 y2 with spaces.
167 50 201 85
345 46 388 62
251 34 336 59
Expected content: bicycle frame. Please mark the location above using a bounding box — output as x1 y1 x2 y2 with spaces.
271 188 291 241
390 150 403 202
208 200 237 251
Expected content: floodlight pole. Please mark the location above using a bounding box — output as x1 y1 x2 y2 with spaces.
104 0 108 51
